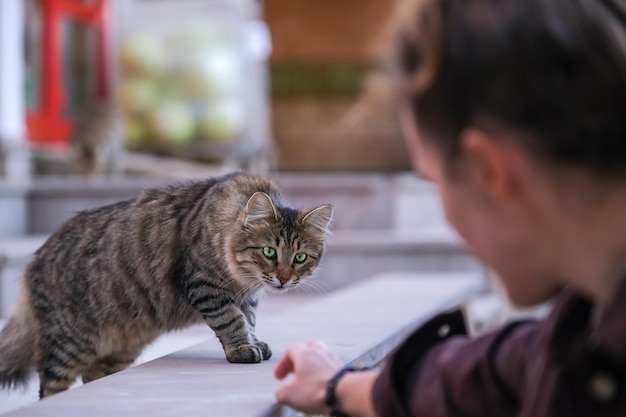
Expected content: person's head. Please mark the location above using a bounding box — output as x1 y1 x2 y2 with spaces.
393 0 626 305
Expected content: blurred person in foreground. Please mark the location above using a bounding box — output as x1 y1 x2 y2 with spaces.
274 0 626 415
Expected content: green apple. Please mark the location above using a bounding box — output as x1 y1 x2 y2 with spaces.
199 100 243 142
124 119 147 148
120 34 167 76
200 48 241 96
170 62 215 99
148 100 196 146
117 78 160 114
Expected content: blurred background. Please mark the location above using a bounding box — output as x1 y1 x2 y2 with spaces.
266 0 410 171
2 0 410 177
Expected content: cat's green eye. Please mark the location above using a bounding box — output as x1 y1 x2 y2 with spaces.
294 253 307 263
262 247 276 259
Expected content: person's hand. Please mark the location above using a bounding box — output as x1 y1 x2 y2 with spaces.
274 340 342 415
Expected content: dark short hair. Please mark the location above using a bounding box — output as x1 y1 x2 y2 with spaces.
395 0 626 178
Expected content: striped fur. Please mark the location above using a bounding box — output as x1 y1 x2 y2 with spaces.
0 172 333 398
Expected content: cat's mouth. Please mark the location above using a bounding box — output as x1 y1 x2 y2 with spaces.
266 286 289 294
263 275 296 292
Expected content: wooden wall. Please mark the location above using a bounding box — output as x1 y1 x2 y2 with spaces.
264 0 396 61
264 0 411 172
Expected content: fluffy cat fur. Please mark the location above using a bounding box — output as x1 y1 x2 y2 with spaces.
0 172 333 398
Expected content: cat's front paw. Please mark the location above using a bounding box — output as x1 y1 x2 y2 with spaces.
226 343 271 363
255 341 272 360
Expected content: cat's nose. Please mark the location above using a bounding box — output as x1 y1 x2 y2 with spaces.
276 267 292 285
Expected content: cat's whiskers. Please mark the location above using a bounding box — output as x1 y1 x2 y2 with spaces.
300 278 329 296
217 272 256 292
233 279 264 307
237 282 264 307
300 282 319 298
216 276 239 291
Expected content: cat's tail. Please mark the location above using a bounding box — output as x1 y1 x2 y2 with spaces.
0 287 36 389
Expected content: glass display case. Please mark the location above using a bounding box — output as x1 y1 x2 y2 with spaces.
116 0 273 169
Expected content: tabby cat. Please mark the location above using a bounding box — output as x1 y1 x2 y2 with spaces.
0 172 333 398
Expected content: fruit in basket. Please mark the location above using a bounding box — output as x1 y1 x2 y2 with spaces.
124 118 147 148
201 48 241 96
117 78 160 114
199 100 243 142
148 100 196 146
120 34 167 76
118 24 248 151
170 61 214 99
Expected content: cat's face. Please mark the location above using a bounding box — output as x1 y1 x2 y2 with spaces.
228 192 333 294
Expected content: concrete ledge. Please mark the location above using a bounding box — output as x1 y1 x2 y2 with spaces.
319 230 485 291
274 173 396 231
328 229 463 252
27 177 168 235
3 273 481 417
6 173 440 235
26 173 399 234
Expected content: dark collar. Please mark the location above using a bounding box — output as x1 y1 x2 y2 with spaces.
593 276 626 358
543 275 626 363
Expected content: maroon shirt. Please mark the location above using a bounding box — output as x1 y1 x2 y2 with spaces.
372 279 626 416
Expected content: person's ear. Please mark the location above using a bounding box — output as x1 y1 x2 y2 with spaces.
459 128 526 205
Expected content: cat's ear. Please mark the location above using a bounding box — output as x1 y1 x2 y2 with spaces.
302 204 333 234
244 192 277 224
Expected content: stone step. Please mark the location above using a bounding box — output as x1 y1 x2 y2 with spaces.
311 228 484 291
0 173 446 236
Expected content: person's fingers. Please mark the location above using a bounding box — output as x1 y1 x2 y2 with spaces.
273 353 294 379
273 344 303 379
275 382 294 404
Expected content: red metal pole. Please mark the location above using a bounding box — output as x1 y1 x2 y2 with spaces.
27 0 109 145
40 0 63 117
58 0 100 21
95 0 109 100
